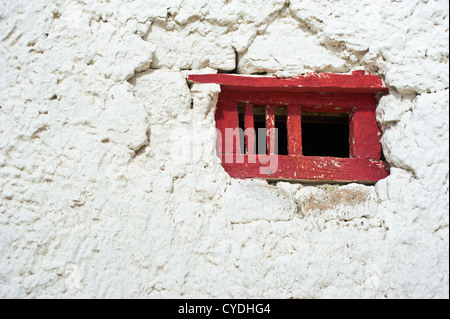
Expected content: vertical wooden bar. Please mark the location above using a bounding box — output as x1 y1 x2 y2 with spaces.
244 103 255 154
350 106 381 159
287 104 302 155
266 105 275 155
215 101 240 154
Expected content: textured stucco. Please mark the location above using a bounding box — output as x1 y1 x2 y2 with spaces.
0 0 448 298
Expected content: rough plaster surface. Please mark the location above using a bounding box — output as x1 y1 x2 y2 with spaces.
0 0 448 298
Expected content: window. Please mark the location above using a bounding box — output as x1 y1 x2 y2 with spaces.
188 71 390 183
301 112 349 157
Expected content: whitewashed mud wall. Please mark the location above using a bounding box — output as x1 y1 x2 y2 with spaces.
0 0 448 298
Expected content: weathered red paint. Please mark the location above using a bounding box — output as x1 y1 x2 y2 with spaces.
190 72 389 183
215 101 240 154
220 155 389 183
287 104 302 155
266 105 275 155
218 90 379 111
188 71 388 94
350 106 382 159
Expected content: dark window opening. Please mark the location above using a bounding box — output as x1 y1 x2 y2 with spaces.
253 106 266 154
301 112 349 158
274 107 288 155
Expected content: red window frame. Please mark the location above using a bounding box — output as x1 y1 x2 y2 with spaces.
188 71 390 183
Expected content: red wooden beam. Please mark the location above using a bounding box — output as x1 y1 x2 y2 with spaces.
215 101 240 154
244 103 255 154
218 90 378 111
350 106 382 159
266 105 275 155
287 104 302 155
220 154 389 183
188 71 388 94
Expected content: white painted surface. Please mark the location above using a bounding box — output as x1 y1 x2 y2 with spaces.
0 0 448 298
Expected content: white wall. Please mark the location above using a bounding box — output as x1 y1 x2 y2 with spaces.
0 0 448 298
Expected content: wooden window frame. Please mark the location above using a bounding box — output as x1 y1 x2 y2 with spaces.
188 71 390 184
